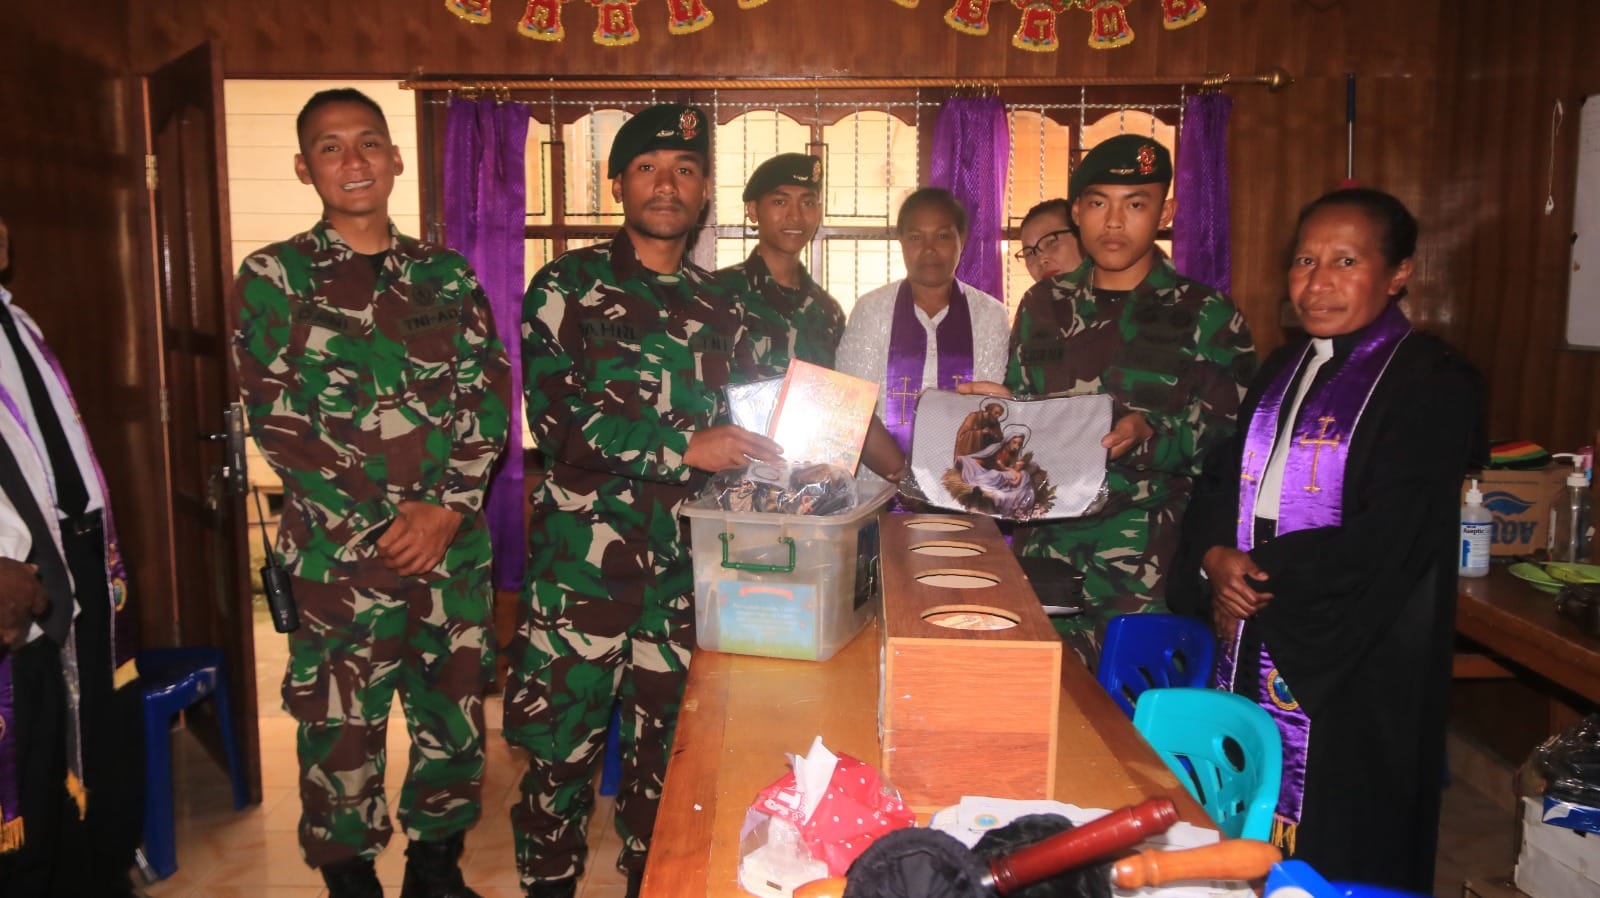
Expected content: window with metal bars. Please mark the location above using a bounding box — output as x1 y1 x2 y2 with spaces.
417 87 1182 314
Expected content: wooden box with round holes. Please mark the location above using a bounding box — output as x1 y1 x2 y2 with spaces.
877 512 1062 812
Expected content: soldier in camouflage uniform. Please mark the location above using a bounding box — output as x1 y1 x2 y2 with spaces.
232 89 511 898
717 153 905 477
715 153 846 375
1001 135 1256 668
509 105 780 898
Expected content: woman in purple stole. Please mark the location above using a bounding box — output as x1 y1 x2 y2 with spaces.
1171 189 1483 892
836 188 1012 465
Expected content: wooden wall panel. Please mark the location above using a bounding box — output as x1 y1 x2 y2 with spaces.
1430 2 1600 453
0 3 179 648
128 0 1442 81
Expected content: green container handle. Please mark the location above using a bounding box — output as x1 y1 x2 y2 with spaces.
719 532 797 573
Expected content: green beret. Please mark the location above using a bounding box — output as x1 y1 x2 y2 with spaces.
606 104 710 179
1068 134 1172 203
742 153 824 202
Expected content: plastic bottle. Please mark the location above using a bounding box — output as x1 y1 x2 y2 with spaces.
1459 479 1492 577
1549 453 1593 564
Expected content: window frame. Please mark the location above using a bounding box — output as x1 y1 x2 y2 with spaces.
416 85 1187 300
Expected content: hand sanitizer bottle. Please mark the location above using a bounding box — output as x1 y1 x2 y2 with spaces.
1549 453 1592 564
1460 479 1492 577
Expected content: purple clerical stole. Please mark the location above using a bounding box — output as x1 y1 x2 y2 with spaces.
883 281 974 454
0 654 17 850
1214 300 1411 853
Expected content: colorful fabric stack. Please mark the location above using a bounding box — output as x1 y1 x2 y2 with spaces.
1487 440 1552 469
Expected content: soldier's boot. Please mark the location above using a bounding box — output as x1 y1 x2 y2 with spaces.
625 866 646 898
400 832 483 898
524 878 577 898
320 857 383 898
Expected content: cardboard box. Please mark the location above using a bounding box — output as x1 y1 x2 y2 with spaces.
1516 796 1600 898
1464 467 1568 557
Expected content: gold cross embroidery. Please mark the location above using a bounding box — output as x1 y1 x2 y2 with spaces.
1240 451 1258 484
889 376 919 426
1298 416 1342 494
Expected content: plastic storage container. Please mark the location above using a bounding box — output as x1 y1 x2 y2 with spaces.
680 481 894 661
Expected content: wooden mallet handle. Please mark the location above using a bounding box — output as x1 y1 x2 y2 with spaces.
986 797 1179 895
1112 840 1283 888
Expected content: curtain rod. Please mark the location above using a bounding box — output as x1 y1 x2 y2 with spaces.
399 68 1294 93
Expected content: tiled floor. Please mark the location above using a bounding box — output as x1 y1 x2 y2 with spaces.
1433 768 1521 897
141 612 625 898
140 612 1522 898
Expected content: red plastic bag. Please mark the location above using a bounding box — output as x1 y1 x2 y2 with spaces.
753 748 916 876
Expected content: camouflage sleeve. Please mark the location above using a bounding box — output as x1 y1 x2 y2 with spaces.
438 274 512 515
520 262 575 464
1130 294 1258 477
231 256 366 502
730 304 761 397
1004 306 1032 395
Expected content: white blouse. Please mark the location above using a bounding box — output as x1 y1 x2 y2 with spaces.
834 279 1011 427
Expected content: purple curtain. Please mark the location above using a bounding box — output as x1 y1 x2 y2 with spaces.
1173 92 1233 294
930 96 1010 300
445 97 529 591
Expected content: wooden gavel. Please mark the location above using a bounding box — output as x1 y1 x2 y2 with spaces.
794 797 1283 898
985 796 1179 892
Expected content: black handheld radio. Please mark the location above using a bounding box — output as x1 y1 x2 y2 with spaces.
252 487 300 633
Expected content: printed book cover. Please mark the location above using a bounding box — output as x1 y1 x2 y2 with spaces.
907 390 1112 521
766 360 878 474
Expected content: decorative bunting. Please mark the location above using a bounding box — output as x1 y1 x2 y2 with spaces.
666 0 715 34
1086 0 1134 49
445 0 1209 51
445 0 494 23
589 0 641 45
943 0 994 36
1010 0 1070 52
1160 0 1206 29
519 0 570 39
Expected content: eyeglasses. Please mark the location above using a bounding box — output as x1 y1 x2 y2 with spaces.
1014 228 1076 262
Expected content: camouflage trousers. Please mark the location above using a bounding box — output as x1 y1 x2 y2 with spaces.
1016 501 1179 670
284 548 493 868
503 505 694 887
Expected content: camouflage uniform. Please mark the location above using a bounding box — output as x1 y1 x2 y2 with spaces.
1005 249 1255 666
232 220 511 868
716 249 846 377
509 230 751 886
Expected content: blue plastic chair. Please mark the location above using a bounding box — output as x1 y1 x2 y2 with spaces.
139 647 249 881
1266 860 1431 898
1096 613 1216 718
1131 687 1281 841
599 705 622 797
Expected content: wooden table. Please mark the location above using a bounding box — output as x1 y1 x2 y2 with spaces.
641 618 1213 898
1456 568 1600 705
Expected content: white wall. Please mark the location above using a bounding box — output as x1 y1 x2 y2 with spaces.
224 79 420 273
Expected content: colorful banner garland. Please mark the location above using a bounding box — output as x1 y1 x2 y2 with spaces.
1011 0 1070 52
944 0 993 36
519 0 570 39
445 0 1207 50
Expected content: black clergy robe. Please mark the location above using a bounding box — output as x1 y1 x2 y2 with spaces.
1170 328 1484 892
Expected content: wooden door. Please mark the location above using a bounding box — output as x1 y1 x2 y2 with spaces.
145 42 261 803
